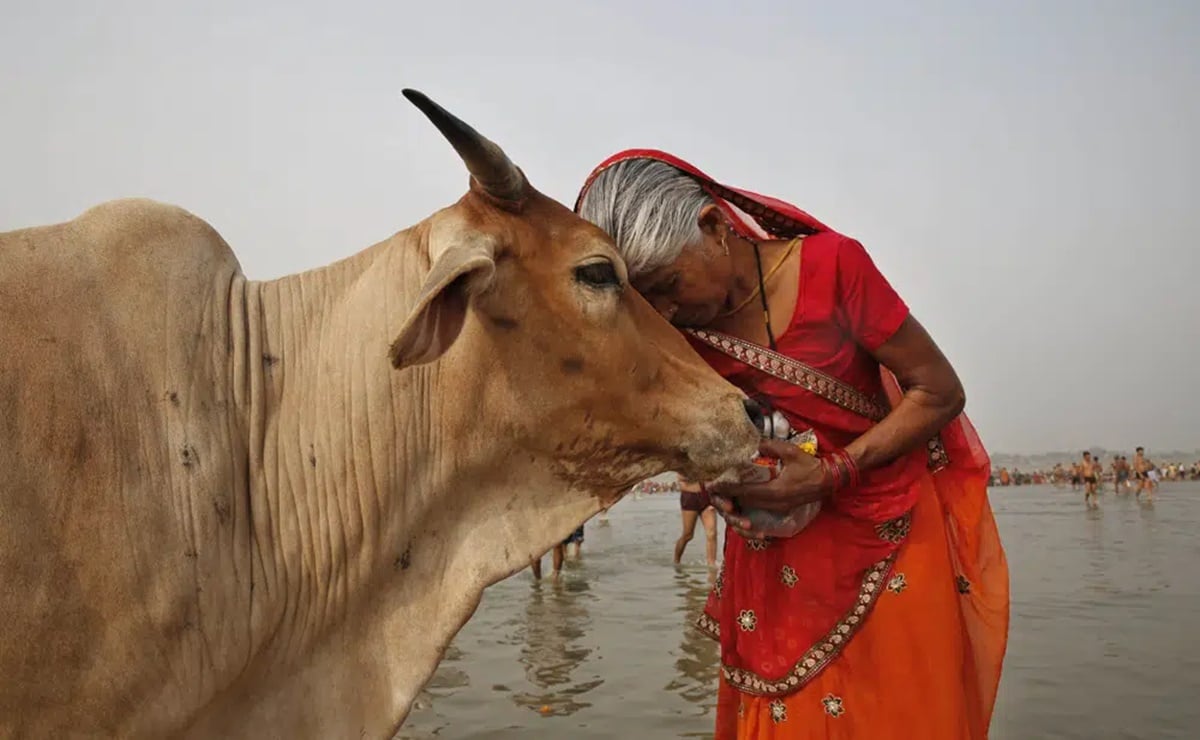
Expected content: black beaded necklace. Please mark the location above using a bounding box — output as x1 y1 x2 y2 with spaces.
750 240 778 350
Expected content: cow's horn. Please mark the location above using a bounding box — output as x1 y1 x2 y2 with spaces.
402 89 527 205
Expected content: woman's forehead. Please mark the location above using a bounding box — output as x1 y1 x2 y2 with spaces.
635 258 691 284
631 264 671 289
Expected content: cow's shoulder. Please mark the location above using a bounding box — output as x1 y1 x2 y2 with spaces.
1 198 244 289
71 197 244 278
0 198 245 405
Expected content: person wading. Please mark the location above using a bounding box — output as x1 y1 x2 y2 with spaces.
676 475 720 569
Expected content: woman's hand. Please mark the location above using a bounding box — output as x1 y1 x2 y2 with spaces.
710 494 821 540
709 439 830 514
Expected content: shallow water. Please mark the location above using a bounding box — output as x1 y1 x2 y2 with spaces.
397 483 1200 739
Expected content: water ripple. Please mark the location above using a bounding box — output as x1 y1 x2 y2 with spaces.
399 484 1200 739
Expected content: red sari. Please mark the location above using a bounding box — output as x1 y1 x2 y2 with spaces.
577 151 1009 738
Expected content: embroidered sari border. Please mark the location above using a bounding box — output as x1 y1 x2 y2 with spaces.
695 553 899 697
687 328 949 472
686 329 891 422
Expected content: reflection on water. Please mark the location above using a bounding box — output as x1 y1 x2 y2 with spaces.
513 578 601 715
424 645 469 692
666 569 720 708
399 485 1200 740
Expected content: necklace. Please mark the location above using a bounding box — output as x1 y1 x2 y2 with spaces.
719 237 800 320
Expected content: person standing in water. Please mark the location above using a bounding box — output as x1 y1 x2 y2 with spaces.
576 150 1007 739
676 475 720 569
1133 447 1158 501
1113 455 1130 493
1080 451 1099 507
531 525 585 581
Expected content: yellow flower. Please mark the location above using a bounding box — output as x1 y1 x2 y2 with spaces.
793 428 819 456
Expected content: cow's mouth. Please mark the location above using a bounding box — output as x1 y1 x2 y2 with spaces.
680 432 760 482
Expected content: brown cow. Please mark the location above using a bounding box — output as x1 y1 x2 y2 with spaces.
0 90 761 738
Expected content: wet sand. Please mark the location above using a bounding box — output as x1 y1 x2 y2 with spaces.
398 484 1200 739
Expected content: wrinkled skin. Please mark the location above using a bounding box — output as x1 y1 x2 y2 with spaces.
0 104 759 738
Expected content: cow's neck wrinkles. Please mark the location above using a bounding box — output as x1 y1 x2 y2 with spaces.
225 221 603 735
243 226 440 660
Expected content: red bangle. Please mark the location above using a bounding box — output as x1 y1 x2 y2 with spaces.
832 448 861 488
835 454 852 488
821 455 844 492
834 449 852 488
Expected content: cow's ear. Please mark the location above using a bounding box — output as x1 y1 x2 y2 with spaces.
389 240 496 370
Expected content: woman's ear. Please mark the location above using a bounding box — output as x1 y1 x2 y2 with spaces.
697 203 726 239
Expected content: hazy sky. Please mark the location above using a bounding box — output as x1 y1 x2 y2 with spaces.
3 1 1197 454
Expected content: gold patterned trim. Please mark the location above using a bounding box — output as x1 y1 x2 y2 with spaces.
685 329 890 422
685 328 953 472
705 181 823 240
694 554 897 696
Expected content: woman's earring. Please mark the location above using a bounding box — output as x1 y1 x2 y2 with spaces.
721 234 729 256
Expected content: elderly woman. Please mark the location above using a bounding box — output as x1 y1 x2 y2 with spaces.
575 151 1008 739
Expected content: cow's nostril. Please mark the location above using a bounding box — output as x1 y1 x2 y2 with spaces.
742 398 766 435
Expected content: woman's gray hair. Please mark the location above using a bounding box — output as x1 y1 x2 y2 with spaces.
576 159 713 278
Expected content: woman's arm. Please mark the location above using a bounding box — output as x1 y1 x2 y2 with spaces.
844 315 965 472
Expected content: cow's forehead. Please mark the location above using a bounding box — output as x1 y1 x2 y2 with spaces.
449 191 620 263
530 196 620 255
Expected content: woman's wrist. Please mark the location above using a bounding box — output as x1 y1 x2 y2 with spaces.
821 447 863 492
818 456 836 491
833 448 862 487
842 439 872 477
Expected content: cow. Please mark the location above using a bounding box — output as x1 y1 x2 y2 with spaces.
0 90 761 738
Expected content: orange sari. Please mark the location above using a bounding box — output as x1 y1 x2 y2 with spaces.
717 469 1007 738
696 330 1008 740
576 150 1010 739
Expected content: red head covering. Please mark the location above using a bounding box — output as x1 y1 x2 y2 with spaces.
574 149 832 242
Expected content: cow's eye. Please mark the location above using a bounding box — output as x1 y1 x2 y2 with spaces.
574 261 621 289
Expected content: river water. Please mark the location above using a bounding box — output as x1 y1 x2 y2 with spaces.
397 483 1200 739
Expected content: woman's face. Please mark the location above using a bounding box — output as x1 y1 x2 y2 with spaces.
630 209 736 327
